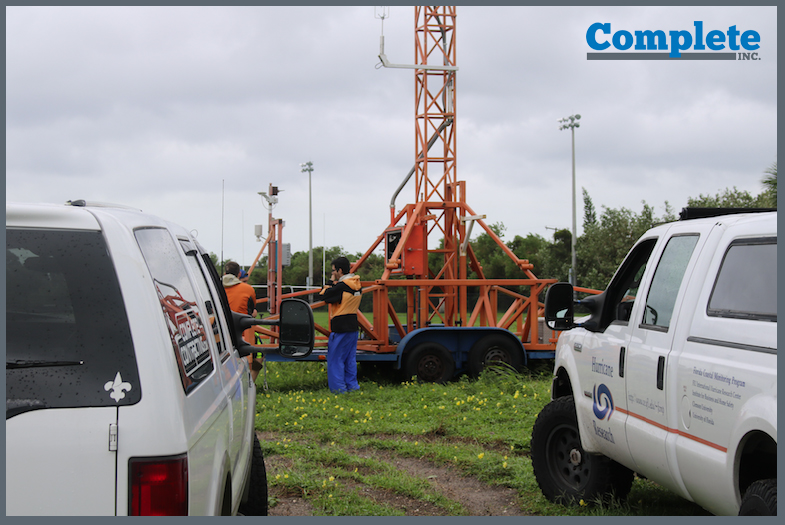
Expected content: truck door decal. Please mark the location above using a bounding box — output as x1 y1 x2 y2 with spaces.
592 383 614 420
616 407 728 452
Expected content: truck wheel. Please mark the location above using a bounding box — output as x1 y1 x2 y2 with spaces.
468 334 523 377
238 433 268 516
739 479 777 516
531 396 633 505
404 342 455 383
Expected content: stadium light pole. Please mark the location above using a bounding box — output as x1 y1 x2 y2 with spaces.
300 161 314 301
558 114 580 289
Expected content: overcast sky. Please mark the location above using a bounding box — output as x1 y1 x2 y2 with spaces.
5 6 777 275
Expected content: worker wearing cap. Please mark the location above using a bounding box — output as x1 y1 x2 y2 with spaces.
319 256 362 394
223 261 263 381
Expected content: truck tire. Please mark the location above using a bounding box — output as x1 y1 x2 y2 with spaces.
739 479 777 516
531 396 633 505
468 333 523 377
238 434 268 516
404 342 455 383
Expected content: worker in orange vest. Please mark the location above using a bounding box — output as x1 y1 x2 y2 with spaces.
223 261 263 382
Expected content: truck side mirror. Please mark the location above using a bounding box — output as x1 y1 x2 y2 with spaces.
231 298 314 359
544 282 575 331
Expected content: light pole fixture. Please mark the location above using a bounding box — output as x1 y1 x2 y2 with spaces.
300 161 314 300
558 114 580 288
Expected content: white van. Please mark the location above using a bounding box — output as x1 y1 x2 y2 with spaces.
532 210 776 516
5 201 314 515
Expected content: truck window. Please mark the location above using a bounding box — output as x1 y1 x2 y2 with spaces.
594 238 657 330
135 228 215 392
642 234 699 330
708 238 776 322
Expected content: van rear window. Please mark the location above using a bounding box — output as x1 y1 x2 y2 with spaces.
708 239 777 321
6 229 141 419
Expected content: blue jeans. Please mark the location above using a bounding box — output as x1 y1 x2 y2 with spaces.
327 331 359 393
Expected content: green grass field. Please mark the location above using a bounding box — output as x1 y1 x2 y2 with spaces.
254 360 710 516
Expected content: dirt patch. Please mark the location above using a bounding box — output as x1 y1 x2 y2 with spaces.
268 490 317 516
343 479 450 516
259 431 528 516
351 447 525 516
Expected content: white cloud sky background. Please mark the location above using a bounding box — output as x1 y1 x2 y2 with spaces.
6 6 777 274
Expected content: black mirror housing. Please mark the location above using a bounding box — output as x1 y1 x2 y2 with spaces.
231 311 260 358
278 299 314 358
544 282 575 331
230 298 314 359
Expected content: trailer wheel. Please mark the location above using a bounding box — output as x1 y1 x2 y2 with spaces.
404 342 455 383
468 334 523 377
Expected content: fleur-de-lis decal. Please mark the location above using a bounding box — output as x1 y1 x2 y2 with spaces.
104 372 132 402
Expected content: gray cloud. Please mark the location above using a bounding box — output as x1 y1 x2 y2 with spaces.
6 6 776 268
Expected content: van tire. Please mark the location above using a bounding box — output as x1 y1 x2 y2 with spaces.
739 479 777 516
531 396 633 505
238 434 268 516
468 334 523 377
404 342 455 383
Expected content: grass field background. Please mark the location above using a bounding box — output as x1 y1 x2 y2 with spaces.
254 360 710 516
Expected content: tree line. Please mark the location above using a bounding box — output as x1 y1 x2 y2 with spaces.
214 163 776 295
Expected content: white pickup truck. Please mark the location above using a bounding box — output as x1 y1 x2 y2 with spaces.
531 209 777 516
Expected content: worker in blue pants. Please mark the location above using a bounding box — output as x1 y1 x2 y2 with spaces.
326 331 359 393
319 257 362 393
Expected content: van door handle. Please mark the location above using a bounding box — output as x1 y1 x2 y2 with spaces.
656 356 665 390
619 347 626 378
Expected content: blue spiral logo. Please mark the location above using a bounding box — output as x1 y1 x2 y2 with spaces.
593 384 614 420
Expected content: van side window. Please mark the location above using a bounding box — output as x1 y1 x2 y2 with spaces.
642 234 699 330
185 252 230 359
708 238 776 321
135 228 215 392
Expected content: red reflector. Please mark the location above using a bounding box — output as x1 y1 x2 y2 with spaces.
129 454 188 516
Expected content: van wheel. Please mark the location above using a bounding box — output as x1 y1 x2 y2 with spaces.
238 434 268 516
404 342 455 383
468 334 523 377
531 396 633 505
739 479 777 516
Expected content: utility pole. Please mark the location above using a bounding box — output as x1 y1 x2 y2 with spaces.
558 114 581 288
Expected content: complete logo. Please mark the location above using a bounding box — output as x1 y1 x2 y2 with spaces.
593 384 614 420
587 21 761 60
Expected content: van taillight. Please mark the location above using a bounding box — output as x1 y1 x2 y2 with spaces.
129 454 188 516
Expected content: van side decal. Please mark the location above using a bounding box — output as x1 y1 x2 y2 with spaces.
104 372 133 402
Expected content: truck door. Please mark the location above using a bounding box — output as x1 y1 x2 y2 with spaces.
578 238 658 468
624 233 700 495
674 234 777 514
